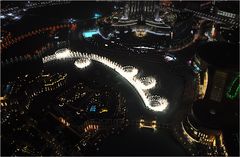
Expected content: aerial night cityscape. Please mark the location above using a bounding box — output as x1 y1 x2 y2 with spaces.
0 0 239 156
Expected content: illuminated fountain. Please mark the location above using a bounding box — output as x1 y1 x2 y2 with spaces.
74 58 91 69
123 66 138 77
42 49 169 112
148 95 168 112
55 48 71 59
138 76 157 90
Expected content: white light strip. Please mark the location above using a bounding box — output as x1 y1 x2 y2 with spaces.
146 29 170 36
42 49 169 112
133 46 155 50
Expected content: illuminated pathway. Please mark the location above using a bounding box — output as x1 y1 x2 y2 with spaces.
43 48 169 112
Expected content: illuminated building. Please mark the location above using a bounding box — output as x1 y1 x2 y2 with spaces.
181 116 228 156
193 42 238 101
95 1 194 50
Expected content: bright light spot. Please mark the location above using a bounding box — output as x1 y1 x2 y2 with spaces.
104 44 108 47
193 62 201 72
134 46 155 50
120 16 128 20
74 58 91 69
13 16 21 20
133 28 147 37
68 18 76 23
59 104 64 107
0 15 6 19
99 108 108 113
211 25 216 37
93 13 102 19
82 29 99 38
7 13 14 16
55 48 71 59
164 55 176 62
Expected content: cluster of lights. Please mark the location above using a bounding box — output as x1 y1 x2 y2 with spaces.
1 24 72 49
44 73 67 87
42 49 169 112
181 117 229 156
84 124 99 132
58 117 70 127
0 15 6 19
68 18 76 24
2 43 54 66
82 29 99 38
133 28 147 37
181 122 199 143
132 28 171 37
0 12 22 20
139 119 157 131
